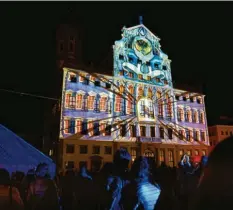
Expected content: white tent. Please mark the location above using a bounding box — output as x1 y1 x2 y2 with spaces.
0 124 56 178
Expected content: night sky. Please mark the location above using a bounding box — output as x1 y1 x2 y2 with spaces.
0 2 233 138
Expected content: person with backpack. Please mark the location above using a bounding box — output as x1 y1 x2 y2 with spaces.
0 168 24 210
26 163 59 210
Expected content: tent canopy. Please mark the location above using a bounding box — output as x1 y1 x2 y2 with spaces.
0 124 56 178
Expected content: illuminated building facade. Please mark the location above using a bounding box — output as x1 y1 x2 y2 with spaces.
208 125 233 152
59 20 209 172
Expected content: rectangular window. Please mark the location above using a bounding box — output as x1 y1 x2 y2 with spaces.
64 119 75 134
195 150 199 156
221 131 224 135
179 130 184 140
92 146 100 154
127 99 133 114
115 95 121 112
76 120 82 133
59 40 64 53
147 76 151 81
156 77 160 83
131 148 137 162
179 150 184 157
168 128 173 139
79 161 87 169
66 144 75 154
202 150 206 156
65 161 74 169
201 131 206 141
69 74 77 83
68 36 75 53
76 94 83 109
87 96 95 110
100 97 107 111
186 130 190 141
226 131 229 135
130 125 136 137
104 146 112 155
79 74 84 82
105 125 112 136
93 122 100 136
138 74 143 80
230 131 233 136
140 126 146 136
158 102 163 118
160 127 164 139
100 123 106 136
120 124 127 137
168 150 174 167
88 121 94 136
150 126 155 137
80 145 88 154
187 150 191 156
128 72 133 78
159 149 165 163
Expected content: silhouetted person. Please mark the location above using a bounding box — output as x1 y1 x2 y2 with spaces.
191 137 233 210
74 165 94 209
59 169 76 210
0 168 24 210
26 163 59 210
104 148 131 210
121 156 161 210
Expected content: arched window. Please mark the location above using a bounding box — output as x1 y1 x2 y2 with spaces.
185 109 192 122
119 85 124 94
200 111 205 124
186 129 191 141
156 91 162 99
148 88 153 99
178 107 184 121
138 86 143 99
193 110 199 123
76 94 83 109
87 95 95 110
128 85 134 97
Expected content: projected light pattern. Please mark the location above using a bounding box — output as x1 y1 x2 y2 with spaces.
59 21 209 162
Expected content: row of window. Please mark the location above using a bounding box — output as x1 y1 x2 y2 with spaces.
58 36 76 54
66 144 112 155
177 107 205 124
65 148 207 170
63 119 206 142
175 95 203 104
118 70 169 84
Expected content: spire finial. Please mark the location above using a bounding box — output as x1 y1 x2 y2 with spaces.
139 16 143 25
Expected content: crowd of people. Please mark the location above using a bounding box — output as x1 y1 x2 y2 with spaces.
1 136 233 210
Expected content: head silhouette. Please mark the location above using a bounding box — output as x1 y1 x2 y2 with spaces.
197 136 233 209
0 168 10 186
131 156 150 182
36 163 49 178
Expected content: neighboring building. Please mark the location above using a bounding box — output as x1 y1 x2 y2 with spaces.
208 125 233 151
58 18 209 172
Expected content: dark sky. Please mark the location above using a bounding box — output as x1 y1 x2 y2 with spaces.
0 2 233 135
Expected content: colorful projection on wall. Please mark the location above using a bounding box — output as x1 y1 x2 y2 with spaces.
137 98 155 122
113 24 172 87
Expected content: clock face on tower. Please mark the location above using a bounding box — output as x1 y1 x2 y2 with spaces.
114 25 171 86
